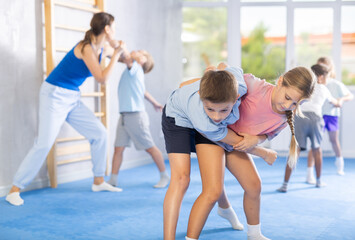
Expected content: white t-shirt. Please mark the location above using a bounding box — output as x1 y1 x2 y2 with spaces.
322 78 351 116
301 83 334 117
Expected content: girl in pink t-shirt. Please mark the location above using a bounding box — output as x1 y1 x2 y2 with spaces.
186 67 316 240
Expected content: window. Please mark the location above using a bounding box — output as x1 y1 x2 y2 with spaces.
241 6 286 81
341 6 355 85
182 7 227 80
294 8 333 67
182 0 355 85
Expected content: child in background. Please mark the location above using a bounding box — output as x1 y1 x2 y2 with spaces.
108 50 170 189
187 66 316 240
278 64 340 193
162 63 276 240
306 57 353 180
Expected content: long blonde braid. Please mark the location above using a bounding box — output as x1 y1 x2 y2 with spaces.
286 110 298 169
282 67 316 168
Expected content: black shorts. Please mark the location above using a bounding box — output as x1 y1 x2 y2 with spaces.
162 106 216 154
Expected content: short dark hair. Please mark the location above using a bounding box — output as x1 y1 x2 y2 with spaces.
199 70 238 103
311 64 329 77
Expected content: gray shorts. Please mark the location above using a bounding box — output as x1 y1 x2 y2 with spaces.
115 111 155 150
294 112 324 150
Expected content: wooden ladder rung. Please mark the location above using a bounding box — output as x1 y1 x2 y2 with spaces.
56 136 86 143
57 155 91 165
94 112 104 117
81 92 104 97
56 142 90 156
72 0 96 5
55 24 88 33
56 47 70 53
54 0 100 13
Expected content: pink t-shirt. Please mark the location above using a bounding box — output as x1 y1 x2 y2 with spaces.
228 74 287 140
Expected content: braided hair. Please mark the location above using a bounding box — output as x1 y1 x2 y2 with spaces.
282 67 316 168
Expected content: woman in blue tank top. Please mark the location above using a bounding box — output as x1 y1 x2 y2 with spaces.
6 12 125 206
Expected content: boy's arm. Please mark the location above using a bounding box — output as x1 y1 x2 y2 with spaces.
220 129 266 151
337 92 354 107
220 129 276 165
179 78 200 88
144 91 163 112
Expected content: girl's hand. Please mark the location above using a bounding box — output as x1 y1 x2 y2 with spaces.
233 132 259 152
263 149 277 165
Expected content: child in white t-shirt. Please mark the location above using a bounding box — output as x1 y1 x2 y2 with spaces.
278 63 340 192
306 57 354 178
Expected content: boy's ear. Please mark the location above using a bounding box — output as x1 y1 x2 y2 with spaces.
235 94 240 103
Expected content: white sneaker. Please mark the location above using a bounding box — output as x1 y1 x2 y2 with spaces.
92 182 122 192
306 176 316 185
316 181 327 188
6 192 24 206
335 159 345 175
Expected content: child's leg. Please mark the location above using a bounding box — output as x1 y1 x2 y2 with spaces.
329 130 345 175
277 164 293 193
225 151 269 240
217 187 244 230
108 146 125 186
186 144 225 239
312 147 326 187
164 153 191 240
146 146 170 188
277 147 301 192
306 150 316 184
226 151 261 224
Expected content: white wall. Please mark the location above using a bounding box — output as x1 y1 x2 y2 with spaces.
0 0 182 197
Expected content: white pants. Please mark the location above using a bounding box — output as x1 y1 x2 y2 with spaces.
13 82 107 189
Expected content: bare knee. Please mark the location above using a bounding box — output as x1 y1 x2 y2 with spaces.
201 185 223 204
244 178 262 199
171 173 190 193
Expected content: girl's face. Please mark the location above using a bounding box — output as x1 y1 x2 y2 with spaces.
272 77 304 114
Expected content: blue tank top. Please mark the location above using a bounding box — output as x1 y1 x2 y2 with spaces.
46 44 102 91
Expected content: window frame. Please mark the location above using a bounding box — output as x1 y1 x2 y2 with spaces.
183 0 355 81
